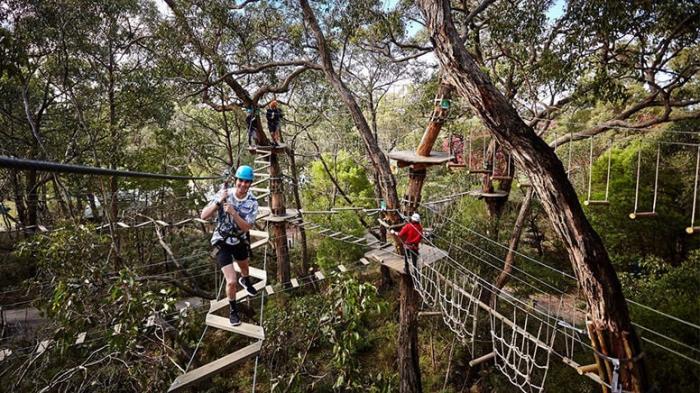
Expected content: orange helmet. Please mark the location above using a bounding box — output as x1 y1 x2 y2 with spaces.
269 100 278 109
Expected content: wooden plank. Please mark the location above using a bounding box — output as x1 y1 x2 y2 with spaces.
193 218 210 224
75 332 87 345
251 178 268 187
205 315 265 339
360 258 370 265
339 235 354 241
329 231 343 238
314 271 325 280
167 341 262 393
388 150 452 165
364 244 447 274
134 221 153 228
113 323 122 335
37 225 48 232
233 265 267 280
209 281 267 312
337 265 347 273
155 220 170 226
290 278 299 288
254 192 270 201
250 187 269 193
265 285 274 295
116 222 130 228
250 238 268 250
249 229 268 238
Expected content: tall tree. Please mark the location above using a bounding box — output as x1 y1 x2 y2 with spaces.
298 0 419 391
417 0 649 391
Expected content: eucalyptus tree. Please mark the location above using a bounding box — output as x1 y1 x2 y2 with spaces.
413 0 698 391
160 0 320 284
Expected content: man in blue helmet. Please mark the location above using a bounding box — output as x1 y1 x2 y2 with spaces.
201 165 259 326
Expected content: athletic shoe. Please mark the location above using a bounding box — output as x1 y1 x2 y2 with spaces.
229 309 241 326
239 276 258 296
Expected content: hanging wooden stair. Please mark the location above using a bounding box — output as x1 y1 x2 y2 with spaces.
169 169 271 392
167 341 262 392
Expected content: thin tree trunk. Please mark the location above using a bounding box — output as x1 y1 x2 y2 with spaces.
399 274 422 393
269 152 291 284
285 147 310 272
418 1 648 391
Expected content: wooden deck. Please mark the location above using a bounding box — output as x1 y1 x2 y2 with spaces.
388 150 453 167
364 244 447 274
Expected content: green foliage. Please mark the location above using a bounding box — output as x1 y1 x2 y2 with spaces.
619 252 700 392
303 151 374 270
262 277 391 392
585 131 700 268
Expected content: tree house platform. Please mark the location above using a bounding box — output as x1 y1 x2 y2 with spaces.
249 143 288 154
388 150 453 168
258 206 299 222
468 190 509 199
364 244 447 274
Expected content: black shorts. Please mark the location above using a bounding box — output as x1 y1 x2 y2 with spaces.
216 241 249 267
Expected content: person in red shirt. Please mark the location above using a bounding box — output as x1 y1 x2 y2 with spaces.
390 213 424 273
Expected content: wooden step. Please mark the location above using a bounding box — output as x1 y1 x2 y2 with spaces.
167 341 262 393
249 229 268 238
255 192 270 201
250 237 269 250
250 187 269 193
209 280 267 312
251 178 268 187
205 314 265 339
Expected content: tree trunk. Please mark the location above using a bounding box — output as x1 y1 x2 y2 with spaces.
269 151 291 284
397 81 453 393
418 1 648 391
398 274 422 393
492 187 534 300
286 148 309 272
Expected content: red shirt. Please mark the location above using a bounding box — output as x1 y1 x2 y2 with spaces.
397 221 423 251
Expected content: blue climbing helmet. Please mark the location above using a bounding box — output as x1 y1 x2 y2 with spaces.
235 165 254 181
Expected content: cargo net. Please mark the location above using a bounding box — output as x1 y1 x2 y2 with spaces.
408 259 481 343
489 296 558 393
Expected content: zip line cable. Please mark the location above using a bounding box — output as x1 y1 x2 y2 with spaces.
0 156 221 181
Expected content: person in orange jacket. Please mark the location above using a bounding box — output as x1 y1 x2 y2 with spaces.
390 213 423 273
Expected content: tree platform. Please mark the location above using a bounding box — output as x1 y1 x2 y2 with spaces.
363 244 447 274
388 150 453 168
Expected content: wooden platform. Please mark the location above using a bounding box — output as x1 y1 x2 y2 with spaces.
258 206 299 222
167 341 262 392
468 190 509 198
388 150 453 167
249 143 288 153
364 244 447 274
